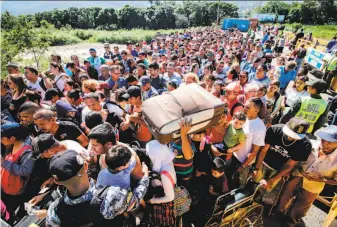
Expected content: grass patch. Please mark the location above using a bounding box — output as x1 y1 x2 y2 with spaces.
283 24 337 40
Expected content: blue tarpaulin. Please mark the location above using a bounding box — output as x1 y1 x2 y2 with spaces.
222 18 250 32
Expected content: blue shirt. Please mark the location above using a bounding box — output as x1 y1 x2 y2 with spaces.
251 74 271 87
106 77 128 89
278 66 296 89
163 73 182 86
327 40 337 50
97 157 136 189
131 50 138 57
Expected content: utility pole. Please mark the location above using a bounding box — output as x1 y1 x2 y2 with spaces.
216 0 220 26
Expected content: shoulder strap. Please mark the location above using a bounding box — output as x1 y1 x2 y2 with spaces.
13 145 32 160
39 79 47 91
161 170 175 187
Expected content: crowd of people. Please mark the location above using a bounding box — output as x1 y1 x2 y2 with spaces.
1 25 337 227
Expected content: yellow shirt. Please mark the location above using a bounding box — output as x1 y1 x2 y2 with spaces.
293 141 337 194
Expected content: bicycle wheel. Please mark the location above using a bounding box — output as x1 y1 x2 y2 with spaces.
235 204 264 227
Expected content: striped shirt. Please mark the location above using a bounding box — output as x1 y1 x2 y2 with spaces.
169 140 196 180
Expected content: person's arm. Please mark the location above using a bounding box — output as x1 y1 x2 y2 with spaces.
46 199 62 227
101 167 149 219
149 174 175 204
271 95 283 117
180 117 194 160
240 145 262 169
313 105 329 132
40 73 53 89
130 152 144 180
76 133 89 148
129 113 146 125
227 141 245 154
280 97 301 123
265 159 298 186
1 150 35 177
254 144 270 170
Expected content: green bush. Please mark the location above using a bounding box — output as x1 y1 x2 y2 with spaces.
50 33 82 46
73 30 93 40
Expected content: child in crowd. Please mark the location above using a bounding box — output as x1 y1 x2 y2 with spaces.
211 111 247 164
209 157 229 196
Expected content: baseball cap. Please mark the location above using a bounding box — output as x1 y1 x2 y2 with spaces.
55 100 77 118
104 43 110 48
44 88 60 101
122 86 141 99
89 48 96 52
282 117 310 140
32 133 57 159
49 150 84 181
1 122 21 138
305 79 327 94
314 125 337 142
139 76 151 86
6 62 18 68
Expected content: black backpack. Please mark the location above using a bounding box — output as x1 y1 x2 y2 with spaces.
54 186 129 227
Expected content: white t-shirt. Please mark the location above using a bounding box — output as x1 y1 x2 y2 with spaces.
59 140 89 157
285 87 308 107
26 77 46 99
234 117 266 163
54 74 67 92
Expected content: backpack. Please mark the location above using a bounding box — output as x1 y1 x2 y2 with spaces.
161 171 192 217
1 145 32 195
54 186 134 227
297 48 307 59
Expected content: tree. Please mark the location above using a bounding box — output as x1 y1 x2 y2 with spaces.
257 1 290 16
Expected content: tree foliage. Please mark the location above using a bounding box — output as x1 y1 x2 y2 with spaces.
255 0 337 24
1 2 240 31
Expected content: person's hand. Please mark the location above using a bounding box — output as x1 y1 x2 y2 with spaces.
179 116 192 137
211 145 223 157
120 121 131 131
142 162 149 177
41 177 54 189
32 209 47 219
140 199 146 208
195 170 203 177
227 148 234 153
259 178 274 189
80 122 88 130
28 192 48 207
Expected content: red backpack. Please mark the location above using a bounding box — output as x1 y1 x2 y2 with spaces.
1 145 32 195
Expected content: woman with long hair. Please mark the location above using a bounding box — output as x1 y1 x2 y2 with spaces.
64 79 79 96
1 79 12 111
284 76 309 107
50 62 68 92
7 74 28 120
190 63 201 77
265 80 283 124
8 74 27 100
238 71 249 94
